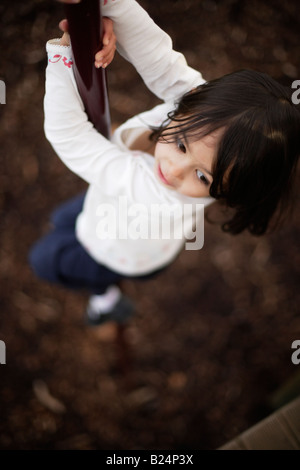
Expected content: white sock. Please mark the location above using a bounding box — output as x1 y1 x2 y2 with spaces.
87 285 122 319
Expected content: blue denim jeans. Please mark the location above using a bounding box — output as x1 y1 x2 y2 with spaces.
28 192 166 294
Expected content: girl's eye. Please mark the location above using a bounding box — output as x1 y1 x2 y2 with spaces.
196 169 209 186
176 138 186 153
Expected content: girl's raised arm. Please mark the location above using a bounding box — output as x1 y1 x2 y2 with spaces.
101 0 205 102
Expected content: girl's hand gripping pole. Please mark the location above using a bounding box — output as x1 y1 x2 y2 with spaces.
63 0 111 139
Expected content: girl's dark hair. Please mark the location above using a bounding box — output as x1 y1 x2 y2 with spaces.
151 70 300 235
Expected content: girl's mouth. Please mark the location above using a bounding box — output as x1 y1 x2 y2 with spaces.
158 164 171 186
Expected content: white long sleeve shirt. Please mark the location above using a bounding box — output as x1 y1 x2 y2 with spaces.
44 0 214 276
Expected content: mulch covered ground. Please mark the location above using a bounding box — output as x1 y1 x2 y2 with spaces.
0 0 300 450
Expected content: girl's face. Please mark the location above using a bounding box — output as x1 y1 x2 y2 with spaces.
154 129 221 198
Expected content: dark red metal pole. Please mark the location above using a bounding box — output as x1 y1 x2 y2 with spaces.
64 2 133 378
64 0 111 138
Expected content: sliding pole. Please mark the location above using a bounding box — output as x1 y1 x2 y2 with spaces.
64 0 111 138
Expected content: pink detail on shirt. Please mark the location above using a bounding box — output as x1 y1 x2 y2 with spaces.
49 54 62 63
62 57 73 68
132 151 142 157
49 55 73 68
103 0 115 5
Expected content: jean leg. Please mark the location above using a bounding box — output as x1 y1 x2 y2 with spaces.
50 191 86 229
29 228 122 293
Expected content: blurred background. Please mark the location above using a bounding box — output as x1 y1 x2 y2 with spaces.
0 0 300 450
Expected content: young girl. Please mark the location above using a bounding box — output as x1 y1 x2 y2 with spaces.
29 0 300 326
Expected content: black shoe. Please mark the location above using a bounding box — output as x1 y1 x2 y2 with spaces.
85 294 135 326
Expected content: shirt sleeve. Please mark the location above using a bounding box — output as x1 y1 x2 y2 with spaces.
101 0 206 102
44 40 151 194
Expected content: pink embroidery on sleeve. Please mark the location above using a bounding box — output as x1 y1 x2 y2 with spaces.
103 0 115 5
49 55 73 68
62 57 73 68
49 54 62 63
